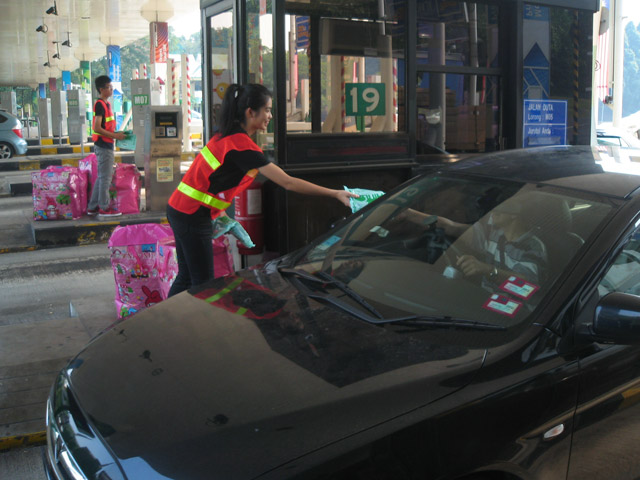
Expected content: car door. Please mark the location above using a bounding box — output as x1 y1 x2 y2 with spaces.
567 226 640 479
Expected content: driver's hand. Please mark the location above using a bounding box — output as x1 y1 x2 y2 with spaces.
456 255 492 277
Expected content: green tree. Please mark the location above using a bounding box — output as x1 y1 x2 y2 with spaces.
624 23 640 117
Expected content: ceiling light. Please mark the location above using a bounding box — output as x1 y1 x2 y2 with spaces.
62 32 71 47
46 1 57 15
52 53 60 59
36 24 48 33
44 61 50 67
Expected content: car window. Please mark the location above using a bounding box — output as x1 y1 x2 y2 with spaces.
0 113 7 124
598 229 640 297
598 136 622 147
294 175 613 328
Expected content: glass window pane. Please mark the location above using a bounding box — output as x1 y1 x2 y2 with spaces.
417 2 499 69
285 0 405 134
209 11 234 134
247 1 275 151
417 73 500 153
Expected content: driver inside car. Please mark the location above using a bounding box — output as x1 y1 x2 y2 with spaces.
400 195 548 289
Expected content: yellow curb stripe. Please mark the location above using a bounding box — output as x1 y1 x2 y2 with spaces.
19 160 40 170
0 431 47 451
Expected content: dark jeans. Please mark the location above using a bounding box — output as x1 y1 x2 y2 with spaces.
167 206 214 297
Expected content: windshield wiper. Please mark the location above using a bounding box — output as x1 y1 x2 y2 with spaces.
313 270 383 319
278 267 383 319
277 267 505 331
278 267 504 331
372 315 507 331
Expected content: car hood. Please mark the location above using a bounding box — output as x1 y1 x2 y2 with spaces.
67 267 486 479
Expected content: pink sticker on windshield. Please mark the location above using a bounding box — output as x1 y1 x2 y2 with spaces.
500 276 539 299
483 294 522 317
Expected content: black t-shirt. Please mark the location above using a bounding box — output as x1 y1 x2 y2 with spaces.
94 100 113 150
208 148 269 194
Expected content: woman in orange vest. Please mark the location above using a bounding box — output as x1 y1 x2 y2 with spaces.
167 83 357 297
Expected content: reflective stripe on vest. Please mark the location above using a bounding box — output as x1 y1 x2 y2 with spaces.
200 146 221 170
176 182 231 211
105 115 115 122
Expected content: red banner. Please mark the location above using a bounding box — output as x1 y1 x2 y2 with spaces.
150 22 168 64
48 77 57 92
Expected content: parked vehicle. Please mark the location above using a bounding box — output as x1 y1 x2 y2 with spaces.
45 146 640 479
0 109 27 158
596 124 640 162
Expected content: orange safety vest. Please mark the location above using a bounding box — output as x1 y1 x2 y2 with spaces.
91 99 116 143
169 132 261 219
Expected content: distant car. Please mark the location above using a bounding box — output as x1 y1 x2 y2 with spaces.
0 109 27 158
596 125 640 161
46 146 640 479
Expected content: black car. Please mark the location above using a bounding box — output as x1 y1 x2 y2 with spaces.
46 146 640 480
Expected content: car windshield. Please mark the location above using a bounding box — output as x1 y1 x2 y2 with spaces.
290 174 613 328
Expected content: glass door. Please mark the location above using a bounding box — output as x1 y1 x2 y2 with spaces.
205 3 235 138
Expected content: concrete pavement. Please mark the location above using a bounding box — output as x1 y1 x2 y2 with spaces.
0 149 185 454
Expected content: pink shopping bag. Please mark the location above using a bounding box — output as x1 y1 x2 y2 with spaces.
32 166 88 220
112 163 141 214
108 223 174 318
156 235 235 300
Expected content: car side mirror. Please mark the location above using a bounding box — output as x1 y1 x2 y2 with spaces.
590 292 640 345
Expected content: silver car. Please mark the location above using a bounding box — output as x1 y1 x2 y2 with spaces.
0 109 27 158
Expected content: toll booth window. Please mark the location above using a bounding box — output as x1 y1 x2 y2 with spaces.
417 2 499 69
416 73 501 153
416 2 501 153
247 0 275 153
209 10 235 136
284 0 405 135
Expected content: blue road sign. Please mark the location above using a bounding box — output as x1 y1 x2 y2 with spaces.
523 99 567 148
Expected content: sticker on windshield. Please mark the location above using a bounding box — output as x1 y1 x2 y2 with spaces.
315 235 342 251
483 294 522 317
500 276 539 299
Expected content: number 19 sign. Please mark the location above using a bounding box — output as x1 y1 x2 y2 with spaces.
345 83 386 116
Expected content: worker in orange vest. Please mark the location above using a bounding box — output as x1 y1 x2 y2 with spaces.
167 83 357 297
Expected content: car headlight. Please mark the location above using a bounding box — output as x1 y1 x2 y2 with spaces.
46 394 87 480
45 372 124 480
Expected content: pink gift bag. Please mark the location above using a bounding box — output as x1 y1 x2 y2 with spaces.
79 154 140 214
156 235 235 300
112 164 141 214
108 223 174 318
32 166 88 220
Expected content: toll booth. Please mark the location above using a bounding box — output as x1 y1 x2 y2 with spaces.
0 91 18 116
201 0 599 256
131 78 163 168
67 90 87 144
38 98 53 138
144 106 182 212
51 91 68 138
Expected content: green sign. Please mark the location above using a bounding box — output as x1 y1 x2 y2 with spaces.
68 99 78 107
133 94 149 106
345 83 385 116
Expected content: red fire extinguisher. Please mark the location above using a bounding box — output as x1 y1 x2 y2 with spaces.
234 181 264 255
